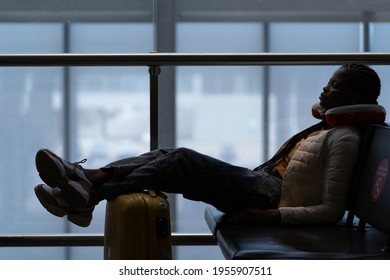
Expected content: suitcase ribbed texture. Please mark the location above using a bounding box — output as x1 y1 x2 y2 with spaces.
104 190 172 259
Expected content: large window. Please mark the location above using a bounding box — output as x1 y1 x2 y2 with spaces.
1 0 390 260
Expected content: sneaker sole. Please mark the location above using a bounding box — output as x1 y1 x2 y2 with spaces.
68 212 92 227
34 185 67 218
34 185 92 227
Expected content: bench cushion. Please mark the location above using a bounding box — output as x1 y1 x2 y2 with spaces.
205 207 389 260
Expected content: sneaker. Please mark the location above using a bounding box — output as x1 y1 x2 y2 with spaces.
34 184 94 227
35 149 92 208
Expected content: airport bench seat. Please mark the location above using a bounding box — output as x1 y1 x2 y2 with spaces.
205 124 390 260
205 208 389 259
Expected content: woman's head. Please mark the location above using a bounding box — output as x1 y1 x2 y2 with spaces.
319 64 381 110
256 64 382 171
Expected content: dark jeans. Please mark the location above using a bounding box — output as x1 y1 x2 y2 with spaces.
95 148 282 214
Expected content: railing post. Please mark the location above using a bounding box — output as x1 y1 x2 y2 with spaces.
149 65 161 151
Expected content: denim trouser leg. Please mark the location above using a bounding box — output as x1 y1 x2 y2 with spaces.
95 147 281 214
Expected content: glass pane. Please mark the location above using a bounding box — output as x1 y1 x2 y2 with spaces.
0 23 63 53
175 22 264 259
68 23 153 260
0 23 65 259
369 23 390 110
69 23 153 53
270 22 361 53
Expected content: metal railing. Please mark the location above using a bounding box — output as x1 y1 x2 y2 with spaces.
1 52 390 66
0 233 216 247
1 52 390 248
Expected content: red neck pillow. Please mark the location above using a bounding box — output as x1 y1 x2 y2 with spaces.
312 103 386 126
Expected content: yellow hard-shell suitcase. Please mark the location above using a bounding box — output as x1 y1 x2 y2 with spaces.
104 189 172 260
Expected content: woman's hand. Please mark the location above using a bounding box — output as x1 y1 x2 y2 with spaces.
229 208 281 224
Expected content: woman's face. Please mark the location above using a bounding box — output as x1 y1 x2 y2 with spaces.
319 67 358 110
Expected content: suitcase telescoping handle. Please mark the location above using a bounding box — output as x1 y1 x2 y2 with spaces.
147 188 167 199
148 188 157 197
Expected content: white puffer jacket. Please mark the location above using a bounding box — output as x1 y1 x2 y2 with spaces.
278 126 361 224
